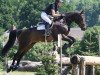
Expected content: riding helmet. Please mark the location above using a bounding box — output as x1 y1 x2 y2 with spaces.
55 0 63 3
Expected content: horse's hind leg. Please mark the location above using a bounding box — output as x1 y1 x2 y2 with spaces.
16 43 35 66
7 44 27 72
7 43 34 72
7 51 21 73
12 43 35 71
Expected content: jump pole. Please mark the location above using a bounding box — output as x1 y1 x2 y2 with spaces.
58 34 62 75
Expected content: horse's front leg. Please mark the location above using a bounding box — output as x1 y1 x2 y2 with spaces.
62 34 76 50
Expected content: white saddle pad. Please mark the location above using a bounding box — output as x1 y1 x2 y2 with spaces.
37 24 45 30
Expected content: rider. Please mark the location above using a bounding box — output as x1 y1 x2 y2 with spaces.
41 0 64 35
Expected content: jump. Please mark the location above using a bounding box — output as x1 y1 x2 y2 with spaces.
1 11 86 72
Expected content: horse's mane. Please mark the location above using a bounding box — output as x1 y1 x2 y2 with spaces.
64 11 85 21
65 11 80 17
65 10 83 14
53 11 78 22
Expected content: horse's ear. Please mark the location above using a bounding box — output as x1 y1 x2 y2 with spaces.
80 10 84 15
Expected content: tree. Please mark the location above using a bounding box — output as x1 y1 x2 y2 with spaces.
79 26 100 55
0 0 16 29
77 0 100 26
19 0 51 28
36 55 58 75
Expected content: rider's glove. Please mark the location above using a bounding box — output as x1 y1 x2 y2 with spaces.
61 14 66 17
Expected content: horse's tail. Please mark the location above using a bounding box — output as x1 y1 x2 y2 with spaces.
1 30 17 57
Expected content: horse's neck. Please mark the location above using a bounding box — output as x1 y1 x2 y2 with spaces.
66 17 72 26
66 12 76 25
64 15 75 33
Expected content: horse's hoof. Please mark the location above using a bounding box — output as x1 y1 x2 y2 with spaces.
12 65 19 71
7 65 13 73
62 43 68 50
7 68 11 73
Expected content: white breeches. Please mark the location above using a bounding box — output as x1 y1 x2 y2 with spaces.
41 12 52 25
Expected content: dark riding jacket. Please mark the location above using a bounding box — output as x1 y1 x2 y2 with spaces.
44 3 58 15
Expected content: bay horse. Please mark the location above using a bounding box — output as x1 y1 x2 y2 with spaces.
1 11 86 72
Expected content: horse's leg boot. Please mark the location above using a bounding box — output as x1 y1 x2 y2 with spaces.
45 23 51 36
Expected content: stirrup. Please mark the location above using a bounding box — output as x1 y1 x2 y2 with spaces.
44 29 50 36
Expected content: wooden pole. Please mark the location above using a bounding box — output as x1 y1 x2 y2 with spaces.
80 57 86 75
72 64 79 75
92 65 95 75
70 55 100 75
58 34 62 47
71 55 100 65
58 34 62 75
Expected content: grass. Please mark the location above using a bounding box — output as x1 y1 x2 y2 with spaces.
0 71 35 75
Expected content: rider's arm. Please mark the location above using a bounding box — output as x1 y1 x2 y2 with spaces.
51 9 61 17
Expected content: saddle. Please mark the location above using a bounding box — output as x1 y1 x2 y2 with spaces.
36 16 65 36
37 21 52 36
37 22 46 30
37 16 53 31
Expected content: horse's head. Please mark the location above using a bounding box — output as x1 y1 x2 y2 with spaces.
73 11 87 31
64 11 87 31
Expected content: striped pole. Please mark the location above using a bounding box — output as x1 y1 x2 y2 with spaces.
58 34 62 75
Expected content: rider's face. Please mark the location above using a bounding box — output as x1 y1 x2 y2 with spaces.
57 2 62 7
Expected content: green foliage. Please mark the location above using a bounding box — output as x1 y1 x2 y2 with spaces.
0 61 3 71
36 55 58 75
0 0 16 29
77 0 100 26
78 26 100 55
19 0 52 28
24 42 53 61
0 0 99 30
62 26 100 56
95 66 100 75
0 27 5 35
0 0 100 73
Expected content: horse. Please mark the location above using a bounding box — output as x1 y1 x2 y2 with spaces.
1 10 86 72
